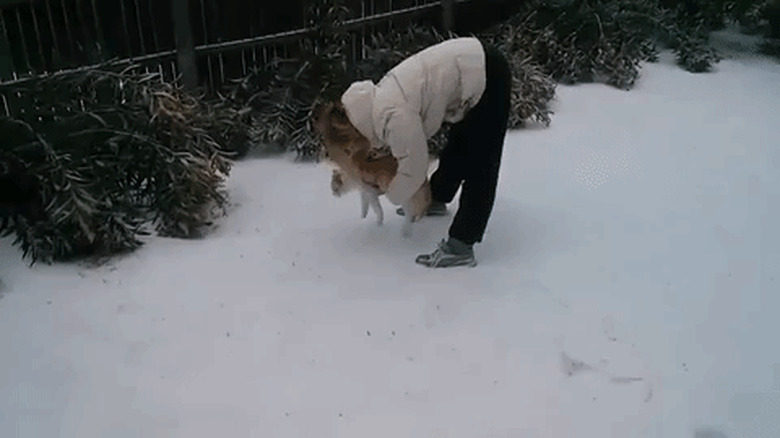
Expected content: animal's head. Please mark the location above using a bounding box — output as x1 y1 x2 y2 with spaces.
312 100 397 194
312 101 371 159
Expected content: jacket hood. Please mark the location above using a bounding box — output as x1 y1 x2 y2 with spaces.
341 80 378 144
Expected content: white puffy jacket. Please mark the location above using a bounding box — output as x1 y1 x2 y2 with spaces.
340 37 486 206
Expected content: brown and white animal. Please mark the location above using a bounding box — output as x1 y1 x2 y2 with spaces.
313 101 402 225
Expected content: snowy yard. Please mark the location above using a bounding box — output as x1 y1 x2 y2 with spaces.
2 39 779 437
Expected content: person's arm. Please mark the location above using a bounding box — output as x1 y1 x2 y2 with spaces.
381 110 429 206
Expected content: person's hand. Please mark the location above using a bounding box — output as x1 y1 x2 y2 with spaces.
401 179 431 237
402 178 432 222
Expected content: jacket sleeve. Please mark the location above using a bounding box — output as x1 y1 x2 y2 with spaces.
381 109 429 206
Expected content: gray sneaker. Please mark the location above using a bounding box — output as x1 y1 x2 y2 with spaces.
396 201 447 217
415 239 477 268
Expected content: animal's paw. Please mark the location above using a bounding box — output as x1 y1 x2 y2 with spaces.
331 170 346 196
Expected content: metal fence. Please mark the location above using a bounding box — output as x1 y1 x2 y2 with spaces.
0 0 464 92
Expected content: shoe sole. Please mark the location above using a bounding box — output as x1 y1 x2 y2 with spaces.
415 256 477 268
396 208 447 217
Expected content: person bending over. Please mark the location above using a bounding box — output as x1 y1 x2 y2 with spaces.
339 36 511 268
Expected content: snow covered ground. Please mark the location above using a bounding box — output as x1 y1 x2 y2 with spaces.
2 39 779 437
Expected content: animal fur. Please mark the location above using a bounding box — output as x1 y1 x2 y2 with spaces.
313 102 399 224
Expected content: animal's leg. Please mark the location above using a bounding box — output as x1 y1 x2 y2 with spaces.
360 190 370 219
368 192 383 225
360 189 385 225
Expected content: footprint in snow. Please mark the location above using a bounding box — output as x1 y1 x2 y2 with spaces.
561 352 644 384
694 428 728 438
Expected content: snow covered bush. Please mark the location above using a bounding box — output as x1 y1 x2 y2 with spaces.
764 0 780 36
227 0 351 160
488 0 663 90
670 27 722 72
657 0 771 31
485 19 557 127
758 0 780 57
723 0 780 58
0 66 232 265
658 0 733 30
489 0 731 83
656 0 780 69
653 1 723 72
230 60 320 159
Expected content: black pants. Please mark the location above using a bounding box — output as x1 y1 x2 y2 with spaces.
430 42 511 245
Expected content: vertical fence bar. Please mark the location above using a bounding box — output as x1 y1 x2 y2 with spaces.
90 0 104 56
29 1 47 71
14 8 33 73
249 4 257 68
197 0 214 91
171 0 198 90
388 0 393 32
59 0 76 60
131 0 146 54
75 0 92 61
370 0 375 46
43 0 60 64
118 0 133 56
360 0 366 59
147 0 165 81
441 0 454 33
0 10 17 80
217 51 224 87
1 93 10 117
217 1 227 88
145 0 159 51
350 31 357 71
204 55 213 90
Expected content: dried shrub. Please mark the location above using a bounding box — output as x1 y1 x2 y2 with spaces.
490 1 663 89
225 0 351 160
671 27 723 72
0 65 231 264
486 18 557 128
758 0 780 58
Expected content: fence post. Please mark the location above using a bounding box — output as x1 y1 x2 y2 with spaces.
171 0 198 91
0 12 15 81
441 0 454 34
